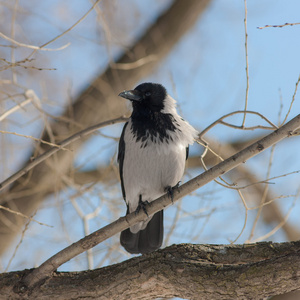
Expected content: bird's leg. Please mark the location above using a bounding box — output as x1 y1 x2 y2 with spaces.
135 194 149 217
165 181 181 203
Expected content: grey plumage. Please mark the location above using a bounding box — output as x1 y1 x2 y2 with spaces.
118 83 198 254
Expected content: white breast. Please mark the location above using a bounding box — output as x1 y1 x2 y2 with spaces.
123 129 186 211
122 115 198 233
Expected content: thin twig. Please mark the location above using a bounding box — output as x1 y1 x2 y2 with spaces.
0 32 70 51
0 130 71 150
0 205 52 227
219 121 275 131
5 217 32 272
247 144 276 242
281 74 300 126
200 141 248 244
27 0 102 60
0 57 57 71
196 139 224 163
164 200 182 246
258 22 300 29
11 0 19 84
231 189 248 243
0 98 32 122
249 194 296 211
199 110 278 138
252 193 298 242
242 0 249 127
235 170 300 190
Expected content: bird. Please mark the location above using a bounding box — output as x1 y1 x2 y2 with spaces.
118 82 198 254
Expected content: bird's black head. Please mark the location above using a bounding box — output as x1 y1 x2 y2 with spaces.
119 82 167 113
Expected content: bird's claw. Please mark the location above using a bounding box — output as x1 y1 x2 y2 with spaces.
136 195 149 217
165 182 180 203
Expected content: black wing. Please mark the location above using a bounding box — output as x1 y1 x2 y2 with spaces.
186 146 189 160
118 122 128 200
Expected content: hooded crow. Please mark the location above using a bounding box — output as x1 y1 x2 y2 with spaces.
118 82 198 254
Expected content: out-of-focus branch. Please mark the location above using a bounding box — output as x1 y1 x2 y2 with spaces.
73 166 118 186
202 138 300 242
193 135 300 242
0 116 127 192
0 0 212 255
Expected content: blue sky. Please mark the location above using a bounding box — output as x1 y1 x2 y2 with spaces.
1 0 300 273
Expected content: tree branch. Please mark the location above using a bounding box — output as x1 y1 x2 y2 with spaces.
14 114 300 292
2 242 300 299
193 135 300 242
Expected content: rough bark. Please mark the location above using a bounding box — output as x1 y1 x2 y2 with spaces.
0 0 212 255
1 242 300 300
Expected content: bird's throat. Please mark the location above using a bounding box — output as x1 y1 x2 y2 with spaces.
130 111 179 144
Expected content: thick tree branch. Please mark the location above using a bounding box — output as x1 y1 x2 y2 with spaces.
2 242 300 299
14 114 300 291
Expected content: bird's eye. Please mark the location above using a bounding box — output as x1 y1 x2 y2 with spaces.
145 92 151 97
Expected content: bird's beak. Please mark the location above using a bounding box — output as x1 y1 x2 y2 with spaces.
118 90 142 102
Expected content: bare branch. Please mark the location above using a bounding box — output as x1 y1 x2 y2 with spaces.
199 110 278 138
252 193 297 243
242 0 249 127
4 218 31 272
38 0 102 50
247 144 276 242
0 31 70 51
281 73 300 125
0 116 127 191
0 98 32 122
258 22 300 29
0 130 71 151
0 205 52 227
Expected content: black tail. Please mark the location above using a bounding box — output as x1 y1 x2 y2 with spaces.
120 210 163 254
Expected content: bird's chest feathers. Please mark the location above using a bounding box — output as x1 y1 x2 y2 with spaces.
123 116 187 205
128 111 182 150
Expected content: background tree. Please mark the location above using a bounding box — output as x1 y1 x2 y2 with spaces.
0 0 300 299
